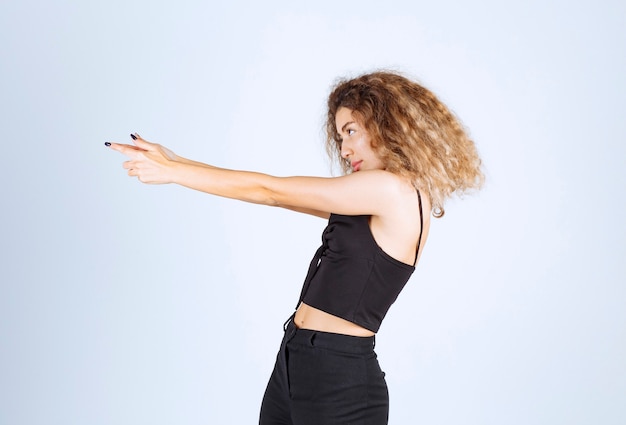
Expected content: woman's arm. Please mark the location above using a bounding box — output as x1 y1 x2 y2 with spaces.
108 135 408 218
277 205 330 219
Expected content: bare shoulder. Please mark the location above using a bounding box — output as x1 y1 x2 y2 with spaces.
369 174 432 265
366 171 425 212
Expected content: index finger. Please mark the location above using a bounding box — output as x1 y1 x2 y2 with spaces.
105 142 148 158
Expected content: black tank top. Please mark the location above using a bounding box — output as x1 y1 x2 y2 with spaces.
296 191 424 333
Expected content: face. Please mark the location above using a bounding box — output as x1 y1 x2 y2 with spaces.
335 107 385 172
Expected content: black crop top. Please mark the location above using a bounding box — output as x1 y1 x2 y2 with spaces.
296 191 424 333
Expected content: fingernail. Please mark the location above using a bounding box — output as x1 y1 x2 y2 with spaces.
104 142 111 147
130 134 137 140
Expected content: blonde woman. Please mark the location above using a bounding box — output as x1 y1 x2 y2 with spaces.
107 71 484 425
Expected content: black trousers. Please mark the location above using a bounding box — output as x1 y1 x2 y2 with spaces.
259 316 389 425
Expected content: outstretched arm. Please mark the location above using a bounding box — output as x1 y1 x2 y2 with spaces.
107 134 407 219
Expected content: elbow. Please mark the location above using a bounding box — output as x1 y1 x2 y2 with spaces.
259 176 284 207
264 188 282 207
245 183 281 207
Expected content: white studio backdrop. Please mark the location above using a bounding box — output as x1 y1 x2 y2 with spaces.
1 1 624 424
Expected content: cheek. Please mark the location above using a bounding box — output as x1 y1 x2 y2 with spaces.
370 145 386 166
357 136 371 149
363 139 379 157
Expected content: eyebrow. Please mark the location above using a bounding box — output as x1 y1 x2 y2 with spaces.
340 121 355 133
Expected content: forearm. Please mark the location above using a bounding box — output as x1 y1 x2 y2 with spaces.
175 155 217 169
169 161 279 206
171 160 330 217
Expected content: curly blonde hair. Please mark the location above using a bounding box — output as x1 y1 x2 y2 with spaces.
325 71 484 217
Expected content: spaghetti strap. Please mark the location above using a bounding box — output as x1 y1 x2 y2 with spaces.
414 189 424 266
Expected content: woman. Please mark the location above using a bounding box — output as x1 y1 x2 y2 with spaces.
106 71 483 424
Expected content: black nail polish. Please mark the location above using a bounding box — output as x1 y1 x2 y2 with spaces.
130 134 137 140
104 142 111 147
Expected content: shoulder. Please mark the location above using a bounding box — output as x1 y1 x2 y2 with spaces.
366 170 430 230
356 170 419 207
346 169 413 195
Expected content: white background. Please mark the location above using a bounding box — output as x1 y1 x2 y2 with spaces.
1 1 624 424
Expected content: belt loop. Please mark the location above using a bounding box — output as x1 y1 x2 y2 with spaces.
283 312 296 331
308 332 316 347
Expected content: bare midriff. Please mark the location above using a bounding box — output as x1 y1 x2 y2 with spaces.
293 303 375 337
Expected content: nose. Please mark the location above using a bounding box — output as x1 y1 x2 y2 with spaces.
340 141 352 159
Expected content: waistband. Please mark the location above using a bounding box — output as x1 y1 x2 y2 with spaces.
284 317 376 354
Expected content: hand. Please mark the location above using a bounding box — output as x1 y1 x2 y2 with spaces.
106 133 178 184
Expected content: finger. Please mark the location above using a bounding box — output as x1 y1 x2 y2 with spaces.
128 169 155 184
123 144 146 152
127 167 145 177
108 142 147 158
122 160 138 170
130 133 155 151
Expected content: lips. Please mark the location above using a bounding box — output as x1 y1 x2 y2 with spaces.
351 160 362 172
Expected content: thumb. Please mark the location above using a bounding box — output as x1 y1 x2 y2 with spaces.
130 133 155 150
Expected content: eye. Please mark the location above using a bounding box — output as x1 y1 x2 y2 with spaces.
347 129 355 136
